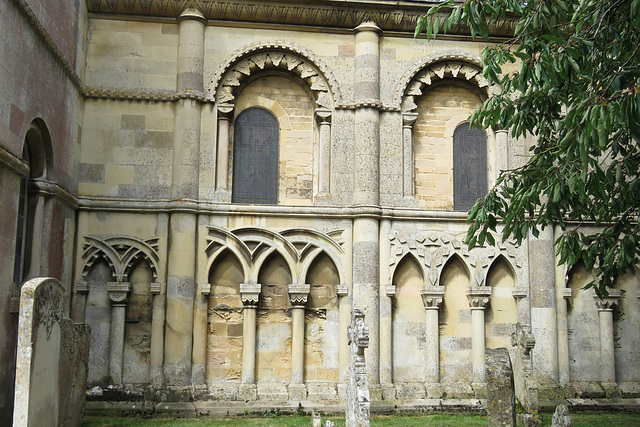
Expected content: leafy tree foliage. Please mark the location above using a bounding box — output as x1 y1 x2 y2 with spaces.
416 0 640 295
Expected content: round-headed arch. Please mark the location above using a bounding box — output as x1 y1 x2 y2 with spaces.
209 40 341 109
395 50 490 113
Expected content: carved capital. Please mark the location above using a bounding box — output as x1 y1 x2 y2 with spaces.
289 284 311 307
595 289 623 311
385 284 396 297
218 104 234 120
467 286 491 308
512 287 528 300
240 283 261 307
198 282 211 296
421 286 445 309
107 282 131 304
402 112 418 128
177 7 206 24
315 108 332 125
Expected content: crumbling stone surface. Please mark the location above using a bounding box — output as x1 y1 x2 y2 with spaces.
552 404 572 426
485 347 516 427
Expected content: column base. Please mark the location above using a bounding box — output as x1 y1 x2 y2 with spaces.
368 384 383 401
471 382 487 399
381 383 395 400
425 383 444 399
288 383 307 401
239 384 258 401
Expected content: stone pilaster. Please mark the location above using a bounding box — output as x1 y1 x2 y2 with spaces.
402 113 418 197
421 286 445 393
107 281 131 385
467 287 491 385
239 283 260 400
595 290 623 387
316 109 332 195
288 284 310 401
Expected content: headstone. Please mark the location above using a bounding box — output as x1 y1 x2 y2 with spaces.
346 309 370 427
485 347 516 427
511 323 542 426
13 278 91 427
312 412 321 427
552 404 572 426
326 420 335 427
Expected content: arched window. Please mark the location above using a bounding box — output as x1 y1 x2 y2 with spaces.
232 107 279 204
453 122 487 211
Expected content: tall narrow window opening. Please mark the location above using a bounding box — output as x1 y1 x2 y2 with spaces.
453 122 487 211
232 107 279 204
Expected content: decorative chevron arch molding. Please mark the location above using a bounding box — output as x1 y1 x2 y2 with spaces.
80 235 162 282
205 226 346 285
394 50 489 113
387 229 526 289
209 40 341 108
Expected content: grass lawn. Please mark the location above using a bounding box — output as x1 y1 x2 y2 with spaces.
83 411 640 426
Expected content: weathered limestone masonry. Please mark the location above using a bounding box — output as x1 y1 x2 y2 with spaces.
2 0 640 421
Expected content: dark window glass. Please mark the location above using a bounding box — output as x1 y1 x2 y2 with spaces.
453 122 487 211
232 108 279 204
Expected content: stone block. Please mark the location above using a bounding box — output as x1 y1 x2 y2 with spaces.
485 347 515 426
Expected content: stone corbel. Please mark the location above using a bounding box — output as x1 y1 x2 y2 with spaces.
75 279 89 294
561 288 572 300
240 283 261 307
512 287 528 300
594 289 623 311
467 286 492 308
288 284 311 308
420 285 445 309
385 284 396 297
150 282 163 295
336 283 348 297
198 282 211 296
107 282 131 304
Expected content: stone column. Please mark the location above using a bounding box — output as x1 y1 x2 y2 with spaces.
216 104 233 191
164 7 205 391
378 218 393 399
107 282 130 385
24 192 45 280
316 109 332 194
289 284 310 401
402 113 418 197
352 21 382 396
421 286 445 395
495 129 509 177
468 287 491 385
528 227 559 387
595 291 622 388
150 282 165 386
239 283 260 400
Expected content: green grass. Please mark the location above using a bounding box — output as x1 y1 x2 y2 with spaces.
83 411 640 426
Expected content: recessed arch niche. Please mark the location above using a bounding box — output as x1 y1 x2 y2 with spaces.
84 258 113 386
391 254 426 383
485 255 517 350
613 268 640 383
256 251 292 382
304 252 340 382
439 254 472 384
206 250 244 383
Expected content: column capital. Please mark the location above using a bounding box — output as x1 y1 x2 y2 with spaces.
289 284 311 307
467 286 491 309
107 282 131 304
218 104 234 120
421 286 445 309
178 7 206 24
240 283 261 307
355 21 381 34
75 279 89 294
402 112 418 128
595 289 623 311
315 108 332 124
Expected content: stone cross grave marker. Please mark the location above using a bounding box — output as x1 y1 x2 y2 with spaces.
485 347 516 427
346 309 370 427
